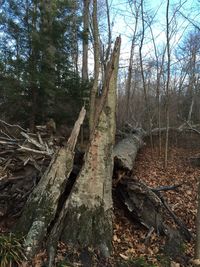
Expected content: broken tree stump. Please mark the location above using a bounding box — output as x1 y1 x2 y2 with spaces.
14 107 86 258
47 37 121 262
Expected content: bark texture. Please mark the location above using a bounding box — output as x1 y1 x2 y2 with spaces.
14 107 86 257
114 129 145 171
59 37 121 256
89 0 100 135
82 0 90 80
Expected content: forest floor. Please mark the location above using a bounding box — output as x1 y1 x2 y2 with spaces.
112 145 200 267
1 144 200 267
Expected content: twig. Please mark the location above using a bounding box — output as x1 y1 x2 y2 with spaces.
155 191 192 241
21 132 46 151
0 119 27 132
18 146 53 156
152 184 182 192
144 226 154 246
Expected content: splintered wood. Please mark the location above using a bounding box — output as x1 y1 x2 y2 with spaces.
0 120 56 227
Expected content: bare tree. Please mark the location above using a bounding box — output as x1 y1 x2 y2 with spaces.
164 0 170 168
89 0 100 136
147 19 167 155
125 0 140 122
139 0 153 153
82 0 90 80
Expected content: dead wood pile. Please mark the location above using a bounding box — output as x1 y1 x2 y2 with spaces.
0 120 60 225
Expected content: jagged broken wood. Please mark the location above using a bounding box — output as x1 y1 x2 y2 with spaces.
14 107 86 258
46 37 121 265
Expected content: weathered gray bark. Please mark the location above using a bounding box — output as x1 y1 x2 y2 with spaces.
114 127 191 248
114 129 145 171
82 0 90 80
58 37 121 257
89 0 100 135
14 107 86 257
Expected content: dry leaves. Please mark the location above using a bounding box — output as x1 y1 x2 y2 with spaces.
113 145 200 266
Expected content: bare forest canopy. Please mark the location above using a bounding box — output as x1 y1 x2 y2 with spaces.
0 0 199 132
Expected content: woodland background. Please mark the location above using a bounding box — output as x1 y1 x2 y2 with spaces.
0 1 200 267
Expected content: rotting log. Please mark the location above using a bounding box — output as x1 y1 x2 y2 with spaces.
47 37 121 264
113 126 192 253
14 107 86 258
114 128 145 171
117 178 167 234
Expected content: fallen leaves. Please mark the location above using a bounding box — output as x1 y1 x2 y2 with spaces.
113 145 200 266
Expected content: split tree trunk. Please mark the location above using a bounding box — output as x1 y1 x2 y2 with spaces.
14 107 86 257
53 37 121 258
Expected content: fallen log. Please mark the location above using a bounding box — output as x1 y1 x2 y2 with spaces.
116 178 191 241
116 178 167 235
113 126 192 256
14 107 86 258
114 128 145 171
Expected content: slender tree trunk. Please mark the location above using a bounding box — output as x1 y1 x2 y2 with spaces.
28 1 38 131
89 0 100 136
72 1 79 73
148 24 166 155
139 0 153 154
82 0 90 80
164 0 170 168
125 3 139 122
104 0 112 67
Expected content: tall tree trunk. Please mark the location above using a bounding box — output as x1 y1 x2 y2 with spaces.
148 23 166 156
125 2 139 122
164 0 170 168
27 0 38 131
139 0 153 154
71 1 79 73
82 0 90 80
58 37 121 257
89 0 100 136
39 0 56 119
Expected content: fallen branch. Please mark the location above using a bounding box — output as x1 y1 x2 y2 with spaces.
152 184 182 192
18 146 53 156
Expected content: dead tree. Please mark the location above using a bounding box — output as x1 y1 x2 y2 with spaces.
53 37 121 260
82 0 90 80
14 107 86 258
89 0 100 135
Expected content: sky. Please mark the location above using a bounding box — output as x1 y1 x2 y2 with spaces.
105 0 200 68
